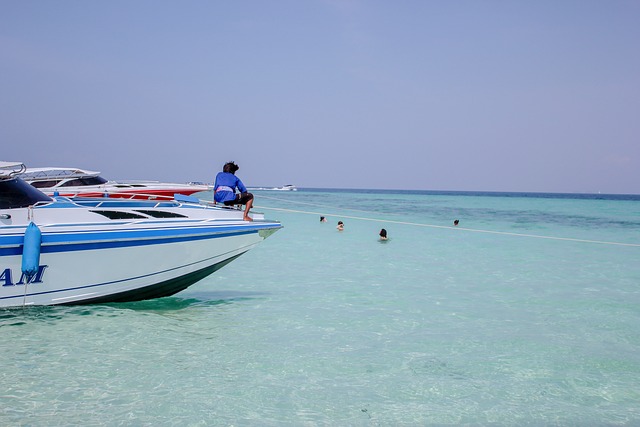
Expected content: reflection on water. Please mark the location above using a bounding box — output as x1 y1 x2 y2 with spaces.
109 290 270 311
0 290 270 328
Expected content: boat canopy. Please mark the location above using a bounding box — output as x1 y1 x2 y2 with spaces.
19 167 101 180
19 168 108 188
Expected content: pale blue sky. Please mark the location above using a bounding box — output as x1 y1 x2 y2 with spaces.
2 1 639 193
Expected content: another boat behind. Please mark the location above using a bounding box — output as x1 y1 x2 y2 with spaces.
19 166 211 200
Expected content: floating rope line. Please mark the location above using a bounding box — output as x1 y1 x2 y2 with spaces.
253 195 640 248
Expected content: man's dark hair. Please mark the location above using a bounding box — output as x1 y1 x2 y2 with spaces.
223 161 239 174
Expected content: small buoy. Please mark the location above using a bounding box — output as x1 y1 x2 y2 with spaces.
21 222 42 280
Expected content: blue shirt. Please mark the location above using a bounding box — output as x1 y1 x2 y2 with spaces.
214 172 247 203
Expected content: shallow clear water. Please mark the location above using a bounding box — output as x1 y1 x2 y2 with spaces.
2 189 640 426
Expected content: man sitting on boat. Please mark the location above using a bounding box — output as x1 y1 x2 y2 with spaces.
214 161 254 221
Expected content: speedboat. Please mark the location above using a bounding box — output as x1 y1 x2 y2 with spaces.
248 185 298 191
277 185 297 191
0 162 282 308
18 166 211 200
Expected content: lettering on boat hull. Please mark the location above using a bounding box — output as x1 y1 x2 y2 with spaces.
0 265 48 286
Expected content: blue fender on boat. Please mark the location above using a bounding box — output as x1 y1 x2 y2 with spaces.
21 222 42 280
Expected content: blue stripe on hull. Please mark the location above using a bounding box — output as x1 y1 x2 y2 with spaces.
0 229 257 256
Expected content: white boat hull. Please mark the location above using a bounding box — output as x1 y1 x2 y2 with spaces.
0 222 276 307
0 223 277 307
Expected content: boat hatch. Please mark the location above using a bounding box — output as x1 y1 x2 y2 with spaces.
90 210 148 220
134 210 187 218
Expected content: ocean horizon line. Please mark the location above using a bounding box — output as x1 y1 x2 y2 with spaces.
249 186 640 200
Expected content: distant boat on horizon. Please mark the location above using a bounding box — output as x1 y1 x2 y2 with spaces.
248 184 297 191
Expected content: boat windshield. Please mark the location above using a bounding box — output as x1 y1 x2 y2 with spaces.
0 178 52 209
58 176 108 187
31 179 63 188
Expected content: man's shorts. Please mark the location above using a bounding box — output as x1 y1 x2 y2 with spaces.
223 192 254 206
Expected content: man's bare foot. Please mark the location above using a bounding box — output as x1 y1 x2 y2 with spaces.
244 216 253 222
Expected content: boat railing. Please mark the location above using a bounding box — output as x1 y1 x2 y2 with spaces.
0 162 27 178
64 195 219 210
69 198 182 209
105 191 178 200
49 190 207 202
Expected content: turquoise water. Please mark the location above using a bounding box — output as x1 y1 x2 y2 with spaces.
2 189 640 426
